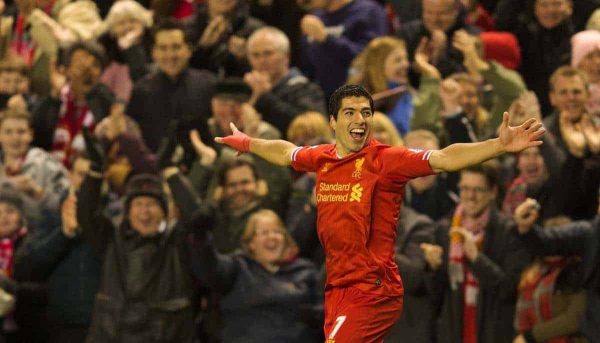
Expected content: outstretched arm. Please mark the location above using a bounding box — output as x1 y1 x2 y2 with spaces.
429 112 545 172
214 123 298 166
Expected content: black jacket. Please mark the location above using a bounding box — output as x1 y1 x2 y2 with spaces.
516 20 573 116
517 216 600 342
15 207 102 327
190 233 319 342
254 68 326 137
432 207 532 343
388 206 437 343
76 173 200 343
126 68 216 166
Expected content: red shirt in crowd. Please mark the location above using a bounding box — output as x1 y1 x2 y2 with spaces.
291 139 434 296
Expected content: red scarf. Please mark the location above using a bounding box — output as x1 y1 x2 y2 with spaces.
502 176 528 216
0 227 27 278
51 86 96 167
448 205 490 343
516 258 572 343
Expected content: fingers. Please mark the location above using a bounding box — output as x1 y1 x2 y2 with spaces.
520 118 536 130
190 129 202 145
502 111 509 128
525 122 543 133
229 122 239 133
416 37 429 53
214 137 223 144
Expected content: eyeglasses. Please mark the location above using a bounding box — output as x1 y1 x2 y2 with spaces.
458 185 489 195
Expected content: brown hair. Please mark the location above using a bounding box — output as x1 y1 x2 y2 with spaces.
460 159 500 190
449 73 490 133
347 36 406 94
549 65 589 92
240 209 299 262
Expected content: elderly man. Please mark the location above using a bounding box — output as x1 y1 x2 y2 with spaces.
244 26 326 136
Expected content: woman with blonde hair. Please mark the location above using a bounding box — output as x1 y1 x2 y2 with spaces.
347 35 443 137
287 111 333 146
191 208 319 342
373 111 404 146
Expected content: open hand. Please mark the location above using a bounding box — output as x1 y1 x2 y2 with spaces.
498 112 545 153
414 37 441 79
190 130 217 166
214 123 251 154
301 15 327 42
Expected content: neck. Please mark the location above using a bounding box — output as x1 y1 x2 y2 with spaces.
261 261 279 273
3 151 25 164
70 84 89 103
327 0 351 12
270 69 288 86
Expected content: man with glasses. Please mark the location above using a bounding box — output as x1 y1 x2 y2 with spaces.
216 84 543 341
421 161 532 343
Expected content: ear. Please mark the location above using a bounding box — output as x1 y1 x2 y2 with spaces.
549 90 557 107
329 115 336 131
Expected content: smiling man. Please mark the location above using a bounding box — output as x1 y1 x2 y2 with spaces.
215 84 545 341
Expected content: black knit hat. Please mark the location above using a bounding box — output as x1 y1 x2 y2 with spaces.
0 190 24 213
212 78 252 102
124 174 168 215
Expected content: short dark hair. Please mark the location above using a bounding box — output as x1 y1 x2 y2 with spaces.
328 84 374 119
64 41 108 70
152 18 191 46
217 157 260 187
460 160 500 190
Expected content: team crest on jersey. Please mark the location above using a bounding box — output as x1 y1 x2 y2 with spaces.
321 162 331 172
350 183 363 202
326 340 336 343
352 158 364 179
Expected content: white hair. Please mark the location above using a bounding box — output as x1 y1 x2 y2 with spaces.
104 0 153 31
247 26 290 54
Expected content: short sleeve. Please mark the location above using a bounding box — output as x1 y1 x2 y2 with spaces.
380 146 436 182
290 146 319 172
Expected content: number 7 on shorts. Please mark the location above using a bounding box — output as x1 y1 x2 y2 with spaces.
328 315 347 340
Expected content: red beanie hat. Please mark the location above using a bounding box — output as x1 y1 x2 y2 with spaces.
480 32 521 70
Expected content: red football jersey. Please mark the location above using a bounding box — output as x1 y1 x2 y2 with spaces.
291 139 435 296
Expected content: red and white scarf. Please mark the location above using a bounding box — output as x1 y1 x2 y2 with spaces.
51 85 96 167
0 227 28 278
448 204 490 343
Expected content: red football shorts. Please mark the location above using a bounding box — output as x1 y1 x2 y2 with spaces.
323 287 403 343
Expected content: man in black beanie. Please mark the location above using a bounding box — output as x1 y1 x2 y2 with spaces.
74 128 204 343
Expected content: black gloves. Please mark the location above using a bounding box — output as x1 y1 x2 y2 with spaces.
156 120 180 170
82 127 105 172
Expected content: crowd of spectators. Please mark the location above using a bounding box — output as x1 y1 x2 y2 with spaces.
0 0 598 342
